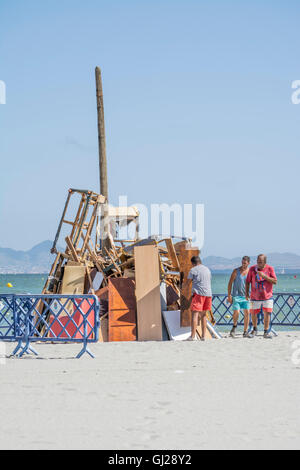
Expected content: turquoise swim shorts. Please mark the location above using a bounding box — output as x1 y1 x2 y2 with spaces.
232 296 250 311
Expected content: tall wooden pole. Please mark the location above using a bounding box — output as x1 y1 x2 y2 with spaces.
95 66 110 252
95 66 109 200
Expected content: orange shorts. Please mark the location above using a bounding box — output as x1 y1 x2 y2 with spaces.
191 294 212 312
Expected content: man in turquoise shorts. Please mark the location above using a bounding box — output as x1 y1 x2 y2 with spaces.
227 256 251 338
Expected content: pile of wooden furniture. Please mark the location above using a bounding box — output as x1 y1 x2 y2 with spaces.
42 188 210 342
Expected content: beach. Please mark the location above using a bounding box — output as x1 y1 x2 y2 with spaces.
1 331 299 450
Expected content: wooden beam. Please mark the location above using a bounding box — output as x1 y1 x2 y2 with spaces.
178 246 200 327
105 248 122 276
65 236 80 263
95 66 108 200
196 324 212 340
84 261 95 295
165 238 180 271
95 66 111 254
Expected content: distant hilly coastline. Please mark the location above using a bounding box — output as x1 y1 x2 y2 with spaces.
204 254 300 273
1 241 300 274
0 241 56 274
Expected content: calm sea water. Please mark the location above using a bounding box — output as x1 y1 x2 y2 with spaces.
0 273 299 332
0 273 299 295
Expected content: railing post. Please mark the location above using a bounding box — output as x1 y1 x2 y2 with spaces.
77 311 95 359
18 312 38 358
12 295 23 356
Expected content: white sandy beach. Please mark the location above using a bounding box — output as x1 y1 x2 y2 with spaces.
0 332 299 450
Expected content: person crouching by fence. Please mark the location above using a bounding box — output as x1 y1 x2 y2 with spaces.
245 254 277 339
227 256 251 338
186 256 212 342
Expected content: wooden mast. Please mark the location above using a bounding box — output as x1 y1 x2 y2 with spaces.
95 66 108 200
95 66 110 252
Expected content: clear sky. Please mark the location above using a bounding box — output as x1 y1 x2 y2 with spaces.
1 0 300 257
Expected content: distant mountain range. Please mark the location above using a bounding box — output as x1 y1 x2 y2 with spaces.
203 253 300 272
0 241 56 274
0 242 300 274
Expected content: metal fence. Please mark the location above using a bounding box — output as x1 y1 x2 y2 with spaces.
213 293 300 327
0 295 16 341
0 294 100 358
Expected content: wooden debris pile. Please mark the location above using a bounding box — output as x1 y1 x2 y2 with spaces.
43 188 200 342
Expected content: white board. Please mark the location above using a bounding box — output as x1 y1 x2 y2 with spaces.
89 272 104 293
163 310 194 341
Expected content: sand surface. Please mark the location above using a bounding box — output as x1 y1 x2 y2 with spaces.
0 331 300 450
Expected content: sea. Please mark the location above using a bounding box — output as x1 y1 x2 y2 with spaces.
0 273 299 295
0 273 299 332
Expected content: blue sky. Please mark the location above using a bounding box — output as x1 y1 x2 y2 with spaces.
1 0 300 257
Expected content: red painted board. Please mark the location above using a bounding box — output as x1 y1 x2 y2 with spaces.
49 299 96 340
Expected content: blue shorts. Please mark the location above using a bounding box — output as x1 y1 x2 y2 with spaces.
232 296 250 312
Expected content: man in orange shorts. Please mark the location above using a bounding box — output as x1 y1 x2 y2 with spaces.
187 256 212 341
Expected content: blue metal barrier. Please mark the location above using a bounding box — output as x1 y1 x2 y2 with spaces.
0 295 16 341
213 293 300 327
0 294 100 358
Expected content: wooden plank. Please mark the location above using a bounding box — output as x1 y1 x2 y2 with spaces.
96 286 109 300
84 262 95 295
124 238 156 255
65 236 80 263
196 324 212 340
174 240 189 255
69 194 85 245
42 252 61 294
60 266 86 294
178 247 200 327
165 238 180 271
96 286 109 322
99 315 109 343
80 203 98 256
82 233 107 285
134 245 162 341
47 265 87 331
72 195 89 251
108 278 137 342
166 284 180 306
105 248 122 275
